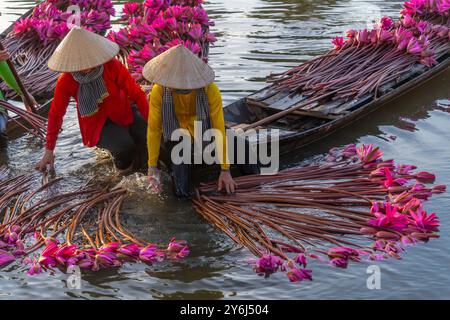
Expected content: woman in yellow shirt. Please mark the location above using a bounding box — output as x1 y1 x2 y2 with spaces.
143 45 236 198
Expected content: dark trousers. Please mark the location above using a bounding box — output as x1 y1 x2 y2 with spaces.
159 137 260 199
97 107 147 170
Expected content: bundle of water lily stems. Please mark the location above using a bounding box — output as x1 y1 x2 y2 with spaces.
0 0 115 100
0 168 188 274
0 100 46 140
247 0 450 129
193 144 445 282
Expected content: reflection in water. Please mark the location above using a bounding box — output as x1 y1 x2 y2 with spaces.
0 0 450 300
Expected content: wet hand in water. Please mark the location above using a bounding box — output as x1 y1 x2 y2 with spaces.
147 167 162 194
218 170 237 194
24 92 39 112
35 149 55 173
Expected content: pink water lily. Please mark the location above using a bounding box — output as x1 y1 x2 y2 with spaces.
409 208 439 232
286 268 313 282
139 244 161 264
396 164 417 175
332 36 345 49
294 253 308 267
252 254 284 275
415 171 436 183
27 258 43 275
0 250 15 267
357 144 383 164
432 185 446 193
380 16 394 30
369 202 408 232
330 257 348 268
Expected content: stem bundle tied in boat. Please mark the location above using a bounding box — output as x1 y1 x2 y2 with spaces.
0 100 47 140
0 168 189 274
243 0 450 130
193 144 445 282
0 0 115 100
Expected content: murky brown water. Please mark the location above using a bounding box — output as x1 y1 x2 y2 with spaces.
1 0 450 299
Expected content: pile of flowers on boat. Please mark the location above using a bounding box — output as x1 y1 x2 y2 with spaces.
267 0 449 104
12 0 115 45
194 143 445 282
107 0 216 83
1 0 115 99
0 168 189 275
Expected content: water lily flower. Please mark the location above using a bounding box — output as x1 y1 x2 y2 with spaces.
294 253 308 267
396 164 417 175
401 197 422 213
380 16 394 30
415 171 436 183
54 244 78 265
327 247 359 259
432 185 446 194
332 36 345 49
95 251 121 268
369 253 387 261
0 250 15 267
330 257 348 268
252 254 284 275
176 246 190 259
27 259 43 275
167 238 187 253
357 144 383 164
188 24 203 41
286 268 313 282
409 208 439 232
407 38 423 54
139 244 161 264
401 235 417 246
369 202 408 231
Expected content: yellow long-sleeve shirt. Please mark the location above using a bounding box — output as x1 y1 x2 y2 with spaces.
147 83 230 170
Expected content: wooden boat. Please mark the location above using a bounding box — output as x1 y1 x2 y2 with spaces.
1 7 52 137
223 52 450 156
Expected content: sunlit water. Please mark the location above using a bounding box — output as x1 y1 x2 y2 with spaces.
1 0 449 299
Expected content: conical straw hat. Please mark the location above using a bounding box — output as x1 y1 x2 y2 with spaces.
142 45 215 89
48 27 119 73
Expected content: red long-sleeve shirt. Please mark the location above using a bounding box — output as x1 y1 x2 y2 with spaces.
46 58 149 150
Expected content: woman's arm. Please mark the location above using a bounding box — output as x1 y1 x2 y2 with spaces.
112 59 149 120
36 75 71 172
207 84 236 193
45 75 72 151
147 84 163 168
207 83 230 171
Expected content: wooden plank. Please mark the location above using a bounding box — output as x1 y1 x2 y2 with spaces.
330 94 373 115
291 110 340 120
268 93 306 110
261 90 291 105
246 86 279 101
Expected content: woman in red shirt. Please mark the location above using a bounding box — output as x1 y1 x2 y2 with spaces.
35 28 148 172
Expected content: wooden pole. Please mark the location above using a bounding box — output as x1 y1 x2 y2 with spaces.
0 40 37 114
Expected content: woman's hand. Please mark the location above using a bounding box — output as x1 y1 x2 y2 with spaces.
0 50 10 61
35 149 55 172
218 170 237 194
147 166 162 194
23 92 38 112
